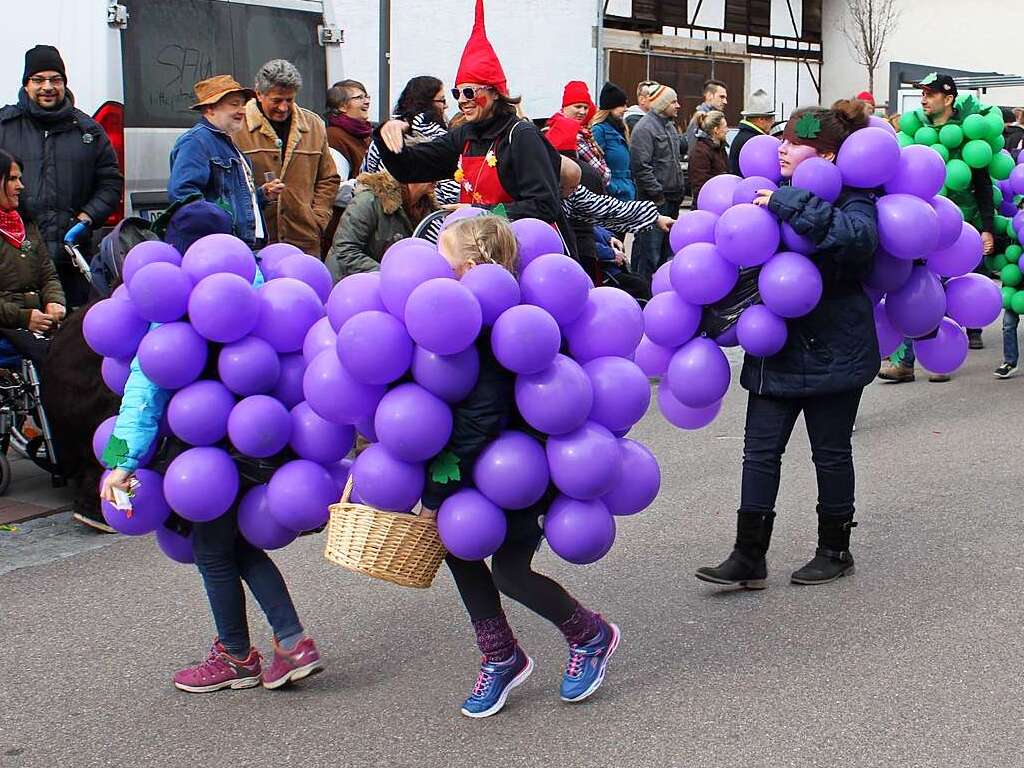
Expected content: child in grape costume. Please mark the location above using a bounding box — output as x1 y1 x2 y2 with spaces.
421 216 619 718
695 101 880 589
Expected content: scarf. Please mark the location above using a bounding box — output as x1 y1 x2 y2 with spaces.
19 87 76 127
0 208 26 248
328 112 372 139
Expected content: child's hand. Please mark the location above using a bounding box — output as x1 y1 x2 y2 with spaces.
418 506 437 520
100 468 133 504
656 215 675 232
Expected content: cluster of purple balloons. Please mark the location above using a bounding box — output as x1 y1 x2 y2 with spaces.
84 236 354 558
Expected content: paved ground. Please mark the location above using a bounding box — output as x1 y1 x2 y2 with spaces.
3 327 1023 768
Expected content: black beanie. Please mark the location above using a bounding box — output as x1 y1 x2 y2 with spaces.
599 82 628 110
23 45 67 85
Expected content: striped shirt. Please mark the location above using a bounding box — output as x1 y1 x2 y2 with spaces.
563 186 659 233
363 113 461 205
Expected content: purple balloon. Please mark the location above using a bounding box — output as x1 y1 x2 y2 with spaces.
167 380 235 446
1010 164 1024 196
491 304 561 374
253 277 325 353
885 144 946 200
601 438 660 516
510 218 565 270
657 385 722 430
696 174 743 215
438 489 508 561
563 286 645 362
473 431 549 510
837 126 901 188
337 310 414 385
520 253 592 326
885 265 947 338
732 175 778 206
1003 199 1021 217
181 233 256 283
515 354 593 435
92 415 156 466
258 242 304 275
327 272 386 332
642 291 701 348
792 157 843 203
461 263 521 325
101 356 131 396
228 395 291 458
781 222 816 255
868 115 896 135
543 496 616 565
374 383 453 462
758 251 823 318
303 349 385 425
915 318 968 375
669 210 719 254
123 241 182 288
238 484 297 550
863 285 884 305
155 525 194 564
404 278 482 355
441 206 487 229
355 414 377 442
634 335 674 377
877 194 940 260
188 272 259 343
714 203 781 267
715 324 739 347
269 253 332 302
218 336 280 396
864 248 913 292
290 401 355 464
379 241 454 319
945 273 1002 328
302 316 337 364
1014 210 1024 238
411 345 480 403
325 458 353 497
874 300 903 357
267 459 338 532
667 337 731 408
584 356 651 432
350 443 424 512
670 242 739 305
83 297 150 359
137 322 208 390
163 447 239 522
547 421 623 500
127 262 192 323
651 262 673 294
100 468 170 535
927 221 983 278
271 353 306 409
737 304 788 357
738 134 783 182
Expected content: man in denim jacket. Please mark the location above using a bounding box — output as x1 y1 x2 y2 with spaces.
168 75 284 247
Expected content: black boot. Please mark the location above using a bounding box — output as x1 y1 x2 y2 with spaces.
695 513 774 589
791 515 857 585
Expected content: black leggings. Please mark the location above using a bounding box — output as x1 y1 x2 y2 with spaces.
445 530 576 626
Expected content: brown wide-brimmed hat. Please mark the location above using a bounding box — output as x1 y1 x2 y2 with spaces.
190 75 255 110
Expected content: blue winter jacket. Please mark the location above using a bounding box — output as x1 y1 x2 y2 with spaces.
168 118 265 247
107 269 265 471
591 121 636 202
739 185 880 398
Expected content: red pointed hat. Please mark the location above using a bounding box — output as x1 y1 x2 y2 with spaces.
455 0 508 95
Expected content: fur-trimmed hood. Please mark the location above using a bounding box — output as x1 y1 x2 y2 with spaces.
355 171 436 215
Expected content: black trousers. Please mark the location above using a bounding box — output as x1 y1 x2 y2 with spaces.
740 388 863 519
0 329 50 369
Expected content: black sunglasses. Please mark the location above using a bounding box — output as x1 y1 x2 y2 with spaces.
451 86 493 101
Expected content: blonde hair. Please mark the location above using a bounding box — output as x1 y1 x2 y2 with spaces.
442 215 519 273
695 110 727 136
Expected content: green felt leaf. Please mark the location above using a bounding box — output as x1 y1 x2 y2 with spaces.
429 451 461 484
795 113 821 140
889 342 907 367
920 73 938 86
101 435 129 469
490 203 509 219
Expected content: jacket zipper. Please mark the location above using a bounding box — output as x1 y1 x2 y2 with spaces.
758 356 765 395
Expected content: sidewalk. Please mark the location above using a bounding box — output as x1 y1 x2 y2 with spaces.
0 453 76 526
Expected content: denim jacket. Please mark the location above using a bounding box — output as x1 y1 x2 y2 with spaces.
168 118 264 247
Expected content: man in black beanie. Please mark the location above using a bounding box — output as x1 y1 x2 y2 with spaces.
0 45 122 306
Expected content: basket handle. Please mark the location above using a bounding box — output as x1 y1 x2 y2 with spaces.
340 474 354 504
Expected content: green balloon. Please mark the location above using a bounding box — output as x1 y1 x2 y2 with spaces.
993 186 1004 207
992 252 1010 271
988 133 1006 152
1011 291 1024 315
962 139 994 169
897 131 915 148
939 123 964 149
995 215 1009 235
1001 263 1022 287
1002 286 1015 309
914 126 939 146
1011 226 1020 244
985 109 1005 138
1008 245 1023 262
945 159 972 191
930 143 950 162
900 111 923 136
963 113 988 140
990 151 1015 181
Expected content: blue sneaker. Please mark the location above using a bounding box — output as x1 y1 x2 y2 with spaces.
460 646 534 718
559 619 621 703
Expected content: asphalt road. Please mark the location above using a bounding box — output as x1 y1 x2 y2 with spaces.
3 330 1023 768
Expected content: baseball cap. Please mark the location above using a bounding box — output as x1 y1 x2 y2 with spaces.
914 72 958 98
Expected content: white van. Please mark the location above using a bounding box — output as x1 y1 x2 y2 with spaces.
1 0 343 227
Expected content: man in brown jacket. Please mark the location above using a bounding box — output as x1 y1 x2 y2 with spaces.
234 59 340 257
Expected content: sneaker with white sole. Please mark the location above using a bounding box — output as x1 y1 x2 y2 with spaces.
173 640 262 693
262 637 323 690
559 619 621 703
994 362 1017 379
460 645 534 718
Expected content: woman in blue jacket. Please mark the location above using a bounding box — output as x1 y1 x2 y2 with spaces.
589 83 636 204
696 99 879 589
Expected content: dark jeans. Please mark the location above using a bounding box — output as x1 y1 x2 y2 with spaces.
631 198 680 281
192 505 303 656
740 388 863 520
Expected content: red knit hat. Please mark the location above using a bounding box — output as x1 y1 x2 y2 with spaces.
856 91 876 108
544 112 580 152
455 0 508 95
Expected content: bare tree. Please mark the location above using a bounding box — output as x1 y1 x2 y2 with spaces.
837 0 902 97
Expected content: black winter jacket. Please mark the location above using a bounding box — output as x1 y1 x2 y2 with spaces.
0 90 122 265
728 120 766 176
740 186 880 398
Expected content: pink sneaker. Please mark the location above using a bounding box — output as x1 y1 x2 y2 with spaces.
173 640 262 693
262 637 323 690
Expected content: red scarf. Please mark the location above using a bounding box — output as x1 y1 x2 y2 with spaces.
0 208 25 249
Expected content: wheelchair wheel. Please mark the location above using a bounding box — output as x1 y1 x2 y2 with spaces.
0 452 11 496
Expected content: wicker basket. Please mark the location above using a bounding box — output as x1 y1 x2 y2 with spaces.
324 477 447 589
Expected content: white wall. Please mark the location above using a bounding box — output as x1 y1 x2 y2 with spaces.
326 0 598 121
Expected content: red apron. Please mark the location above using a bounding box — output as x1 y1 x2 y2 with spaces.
457 138 513 206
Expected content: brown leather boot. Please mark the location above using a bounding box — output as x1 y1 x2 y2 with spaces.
877 361 915 382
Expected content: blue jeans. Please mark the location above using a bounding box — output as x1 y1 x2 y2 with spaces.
631 199 679 280
192 505 303 656
1004 310 1020 365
